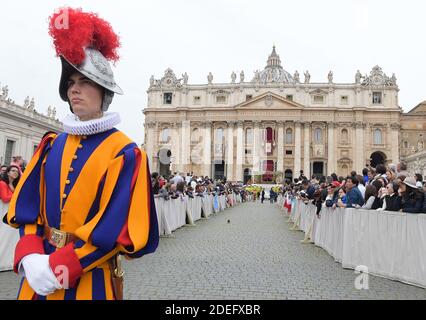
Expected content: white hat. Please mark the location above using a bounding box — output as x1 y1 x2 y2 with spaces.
402 176 418 189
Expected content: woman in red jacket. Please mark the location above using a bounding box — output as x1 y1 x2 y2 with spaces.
0 165 21 271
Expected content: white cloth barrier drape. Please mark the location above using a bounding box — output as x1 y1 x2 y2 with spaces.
289 199 426 288
219 195 227 211
187 197 203 223
202 195 213 218
0 202 20 271
155 193 244 236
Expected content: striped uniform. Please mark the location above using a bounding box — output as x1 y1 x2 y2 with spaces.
6 128 158 300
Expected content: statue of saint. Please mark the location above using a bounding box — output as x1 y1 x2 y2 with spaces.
293 70 300 83
240 70 245 83
304 71 310 83
207 72 213 84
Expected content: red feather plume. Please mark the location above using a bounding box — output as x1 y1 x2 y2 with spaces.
48 7 120 65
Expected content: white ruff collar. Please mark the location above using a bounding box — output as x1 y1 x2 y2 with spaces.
62 112 121 135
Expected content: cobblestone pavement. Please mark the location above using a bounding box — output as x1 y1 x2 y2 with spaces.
1 201 425 300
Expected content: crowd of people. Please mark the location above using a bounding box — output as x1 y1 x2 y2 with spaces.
281 162 426 216
151 172 252 206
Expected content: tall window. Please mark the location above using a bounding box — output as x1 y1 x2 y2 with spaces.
4 140 15 165
374 129 382 145
341 129 348 144
160 128 170 143
314 128 322 143
286 128 293 144
245 128 253 144
163 92 173 104
372 92 382 104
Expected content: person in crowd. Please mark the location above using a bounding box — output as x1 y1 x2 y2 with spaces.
0 165 21 208
379 181 402 211
415 174 423 188
362 185 379 209
396 162 410 179
334 187 347 209
299 170 307 181
399 177 425 213
386 167 397 183
0 165 21 271
10 156 24 174
0 165 8 177
338 176 364 208
324 181 340 208
362 168 369 185
367 167 376 184
170 172 184 185
301 179 315 200
356 174 366 199
261 189 265 204
369 179 385 209
373 164 388 185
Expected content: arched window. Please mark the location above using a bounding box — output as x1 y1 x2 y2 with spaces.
314 128 322 143
403 141 408 149
286 128 293 144
160 128 170 143
341 129 348 144
245 128 253 144
374 129 382 145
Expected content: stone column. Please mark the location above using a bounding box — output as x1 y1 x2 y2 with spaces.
303 121 311 178
181 120 191 173
390 123 400 164
226 121 235 181
203 121 212 177
253 120 261 175
294 121 302 177
145 121 155 169
327 122 335 175
354 121 365 173
277 121 284 173
171 122 182 173
236 121 244 182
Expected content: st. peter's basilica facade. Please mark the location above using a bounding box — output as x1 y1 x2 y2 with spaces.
143 47 425 183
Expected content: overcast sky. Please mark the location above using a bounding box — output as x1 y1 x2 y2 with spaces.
1 0 425 145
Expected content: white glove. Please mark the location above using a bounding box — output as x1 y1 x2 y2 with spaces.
20 254 62 296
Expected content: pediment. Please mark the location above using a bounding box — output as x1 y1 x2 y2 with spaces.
234 92 304 110
406 101 426 115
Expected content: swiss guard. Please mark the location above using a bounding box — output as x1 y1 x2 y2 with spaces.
4 7 158 300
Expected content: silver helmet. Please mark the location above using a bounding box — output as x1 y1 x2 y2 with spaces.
59 47 123 112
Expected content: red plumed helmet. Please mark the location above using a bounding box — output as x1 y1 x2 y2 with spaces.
48 7 120 65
